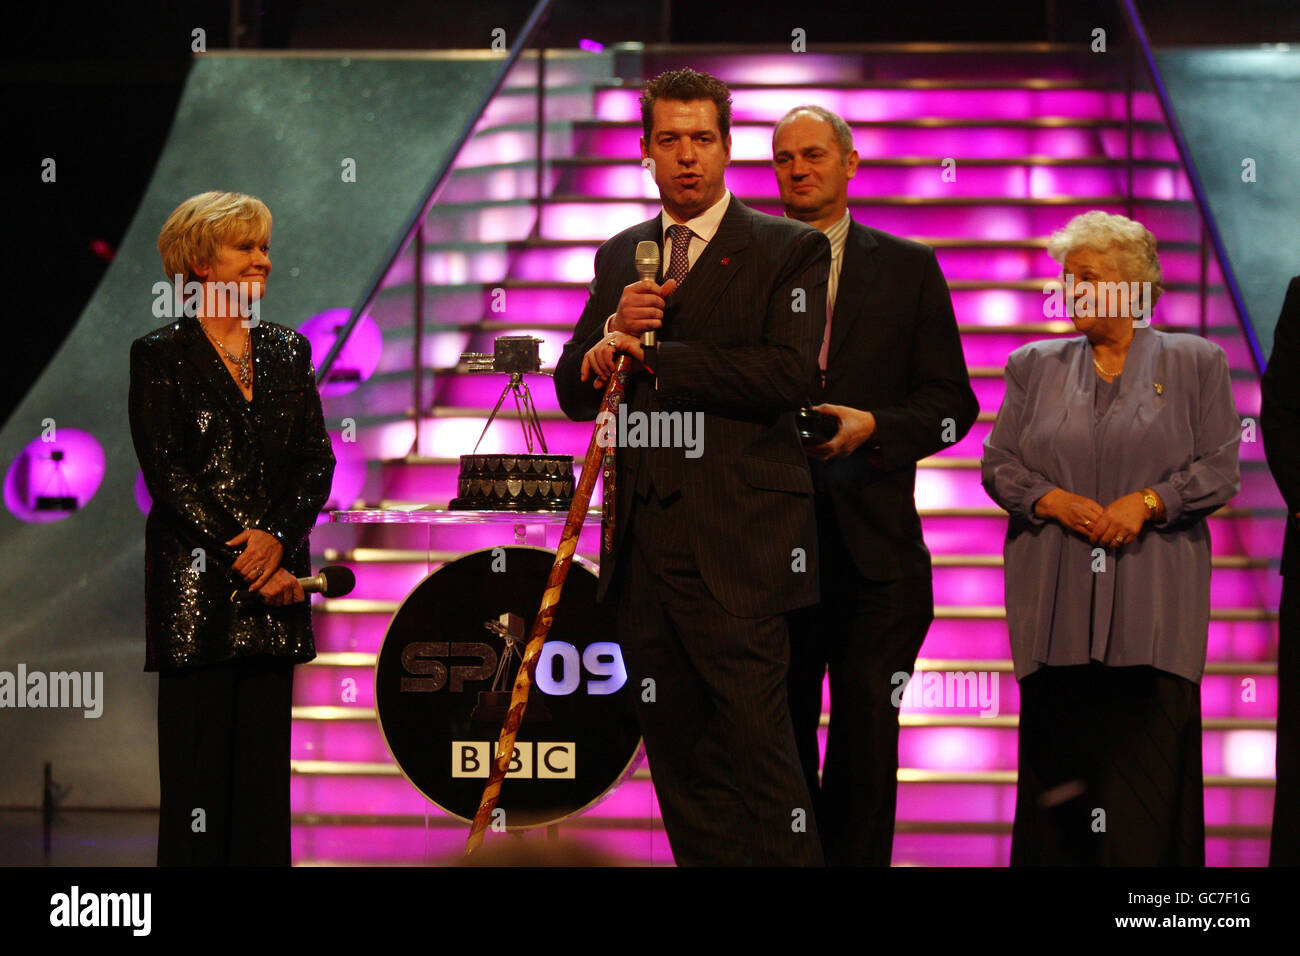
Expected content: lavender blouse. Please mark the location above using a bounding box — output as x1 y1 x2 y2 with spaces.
981 327 1241 684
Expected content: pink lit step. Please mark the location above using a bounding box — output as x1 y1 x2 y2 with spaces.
363 285 1218 337
438 164 554 205
291 823 670 866
279 715 1273 779
592 85 1144 123
488 234 1206 287
478 84 611 128
297 666 379 708
930 564 1274 609
913 462 1275 513
536 197 1198 243
331 613 1153 666
917 618 1278 661
557 160 1189 203
633 49 1110 85
488 236 1206 287
490 238 1209 287
372 454 598 502
935 243 1200 283
570 121 1177 163
454 125 576 169
291 769 660 820
421 201 537 243
893 725 1272 789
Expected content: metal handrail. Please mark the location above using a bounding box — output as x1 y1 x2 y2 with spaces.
314 0 557 388
1116 0 1265 370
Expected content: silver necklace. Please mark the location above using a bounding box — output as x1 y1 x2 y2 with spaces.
201 322 252 389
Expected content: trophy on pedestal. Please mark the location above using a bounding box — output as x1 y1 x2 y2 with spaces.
450 335 575 511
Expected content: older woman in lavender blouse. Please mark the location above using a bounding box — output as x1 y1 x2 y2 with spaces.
981 211 1240 866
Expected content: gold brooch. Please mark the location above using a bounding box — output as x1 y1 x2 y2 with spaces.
1153 383 1164 395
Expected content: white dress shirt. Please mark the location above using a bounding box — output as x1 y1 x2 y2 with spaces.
603 190 733 336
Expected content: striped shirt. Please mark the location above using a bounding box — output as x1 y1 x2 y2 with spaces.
822 209 853 322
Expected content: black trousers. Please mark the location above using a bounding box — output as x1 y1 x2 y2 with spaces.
1012 663 1205 866
156 655 295 866
787 507 934 866
1273 574 1300 866
616 489 823 866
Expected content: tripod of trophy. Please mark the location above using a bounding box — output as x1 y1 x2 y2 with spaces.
460 351 550 456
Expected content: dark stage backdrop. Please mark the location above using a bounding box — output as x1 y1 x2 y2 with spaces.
0 52 504 808
1154 48 1300 361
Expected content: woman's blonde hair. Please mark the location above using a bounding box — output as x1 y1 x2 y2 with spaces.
1046 210 1164 311
157 191 271 282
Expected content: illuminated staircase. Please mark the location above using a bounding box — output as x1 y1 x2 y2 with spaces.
295 44 1281 866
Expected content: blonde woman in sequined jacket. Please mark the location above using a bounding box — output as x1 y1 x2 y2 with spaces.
128 191 334 865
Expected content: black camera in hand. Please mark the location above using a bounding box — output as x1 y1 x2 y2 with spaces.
796 407 839 444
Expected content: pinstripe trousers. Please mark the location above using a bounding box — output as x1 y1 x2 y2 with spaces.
616 488 824 866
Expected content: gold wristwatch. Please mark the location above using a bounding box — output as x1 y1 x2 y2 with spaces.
1141 487 1160 518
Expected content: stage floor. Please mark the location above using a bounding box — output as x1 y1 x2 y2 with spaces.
0 810 1272 866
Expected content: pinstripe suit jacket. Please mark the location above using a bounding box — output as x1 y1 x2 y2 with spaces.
555 196 830 617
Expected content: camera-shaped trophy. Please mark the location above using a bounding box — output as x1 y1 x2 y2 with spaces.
449 336 575 511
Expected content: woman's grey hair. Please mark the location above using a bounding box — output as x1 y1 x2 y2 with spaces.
1047 210 1164 310
773 104 855 160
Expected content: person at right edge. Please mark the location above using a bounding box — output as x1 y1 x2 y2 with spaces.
773 105 979 865
1260 275 1300 867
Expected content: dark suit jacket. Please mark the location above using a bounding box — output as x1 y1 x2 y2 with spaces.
811 220 978 581
1262 276 1300 576
554 196 831 618
128 315 335 671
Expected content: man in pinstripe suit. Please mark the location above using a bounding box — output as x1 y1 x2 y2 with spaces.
554 69 830 865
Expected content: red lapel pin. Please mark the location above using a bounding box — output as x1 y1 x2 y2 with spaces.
720 257 730 265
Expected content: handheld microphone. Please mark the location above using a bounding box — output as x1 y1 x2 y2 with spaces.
299 565 356 596
230 564 356 608
634 240 660 348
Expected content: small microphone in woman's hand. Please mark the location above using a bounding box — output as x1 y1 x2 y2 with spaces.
230 565 356 607
302 565 356 597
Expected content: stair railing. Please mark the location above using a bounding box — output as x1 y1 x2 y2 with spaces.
313 0 559 460
1116 0 1263 369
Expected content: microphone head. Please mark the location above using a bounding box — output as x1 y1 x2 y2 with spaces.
634 240 660 282
318 565 356 597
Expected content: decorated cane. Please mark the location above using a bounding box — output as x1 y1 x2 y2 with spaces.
464 353 633 854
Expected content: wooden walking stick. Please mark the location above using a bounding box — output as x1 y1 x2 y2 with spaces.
464 353 633 854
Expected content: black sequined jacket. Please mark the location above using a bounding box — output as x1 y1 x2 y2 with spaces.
128 315 336 671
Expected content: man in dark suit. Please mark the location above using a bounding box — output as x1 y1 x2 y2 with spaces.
1260 274 1300 867
772 105 979 865
554 69 830 865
